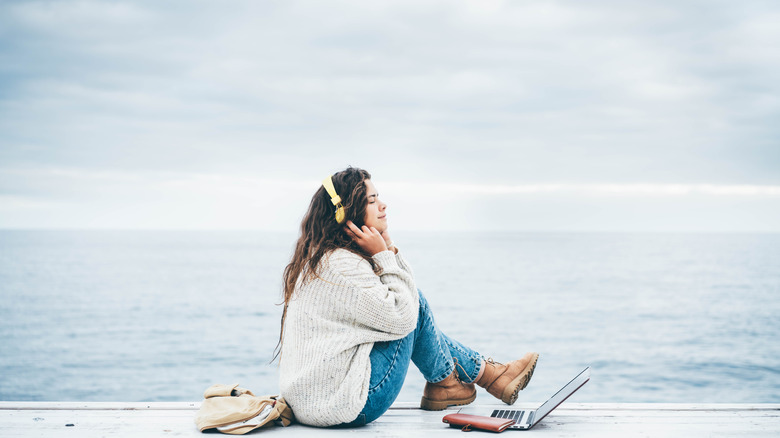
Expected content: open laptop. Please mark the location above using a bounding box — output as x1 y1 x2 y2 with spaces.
458 367 590 430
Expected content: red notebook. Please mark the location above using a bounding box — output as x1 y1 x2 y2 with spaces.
442 413 516 432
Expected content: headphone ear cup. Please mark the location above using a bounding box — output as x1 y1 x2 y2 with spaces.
322 175 347 224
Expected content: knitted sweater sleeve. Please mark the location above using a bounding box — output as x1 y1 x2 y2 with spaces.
328 249 419 336
395 250 414 277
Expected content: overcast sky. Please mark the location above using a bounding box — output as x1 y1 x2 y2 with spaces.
1 0 778 232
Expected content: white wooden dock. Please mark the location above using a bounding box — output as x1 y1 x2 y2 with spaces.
1 402 778 437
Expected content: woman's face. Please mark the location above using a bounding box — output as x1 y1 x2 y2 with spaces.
362 179 388 233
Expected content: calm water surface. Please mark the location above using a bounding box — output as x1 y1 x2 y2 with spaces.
1 230 778 403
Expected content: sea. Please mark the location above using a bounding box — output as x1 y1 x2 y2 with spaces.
1 230 778 404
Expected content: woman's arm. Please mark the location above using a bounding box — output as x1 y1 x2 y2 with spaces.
328 249 419 337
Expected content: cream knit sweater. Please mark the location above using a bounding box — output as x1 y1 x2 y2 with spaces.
278 248 420 427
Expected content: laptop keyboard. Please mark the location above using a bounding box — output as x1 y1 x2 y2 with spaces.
492 409 525 424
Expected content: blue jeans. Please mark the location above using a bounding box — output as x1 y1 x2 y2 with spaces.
340 289 483 427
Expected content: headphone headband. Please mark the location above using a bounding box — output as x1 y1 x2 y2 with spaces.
322 175 346 224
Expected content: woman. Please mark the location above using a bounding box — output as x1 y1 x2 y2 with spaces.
277 167 539 427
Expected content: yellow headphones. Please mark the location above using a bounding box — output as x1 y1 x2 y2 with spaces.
322 175 346 224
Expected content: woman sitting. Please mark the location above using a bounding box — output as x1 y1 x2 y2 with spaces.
276 166 539 427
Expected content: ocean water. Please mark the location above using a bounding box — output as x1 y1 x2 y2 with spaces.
0 230 778 404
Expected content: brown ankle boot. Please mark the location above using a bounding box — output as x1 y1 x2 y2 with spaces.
476 352 539 404
420 370 477 411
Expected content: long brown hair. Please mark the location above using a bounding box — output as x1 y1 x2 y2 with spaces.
273 166 376 362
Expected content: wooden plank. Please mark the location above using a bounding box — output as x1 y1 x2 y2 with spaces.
3 401 777 411
0 402 200 411
0 403 778 438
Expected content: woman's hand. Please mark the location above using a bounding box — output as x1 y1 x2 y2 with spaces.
344 220 388 256
380 230 397 254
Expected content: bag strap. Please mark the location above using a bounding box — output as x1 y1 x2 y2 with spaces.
272 396 295 427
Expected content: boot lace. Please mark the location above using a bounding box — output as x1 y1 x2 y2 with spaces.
452 357 472 384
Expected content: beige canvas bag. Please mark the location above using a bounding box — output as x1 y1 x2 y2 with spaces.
195 383 295 434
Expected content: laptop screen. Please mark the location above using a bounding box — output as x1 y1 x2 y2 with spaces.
531 367 590 425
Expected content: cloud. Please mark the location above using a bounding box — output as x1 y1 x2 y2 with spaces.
1 0 778 229
383 182 780 196
1 167 778 231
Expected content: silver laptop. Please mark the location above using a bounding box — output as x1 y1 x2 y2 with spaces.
458 367 590 430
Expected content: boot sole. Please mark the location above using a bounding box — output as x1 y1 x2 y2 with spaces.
420 391 477 411
501 353 539 405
